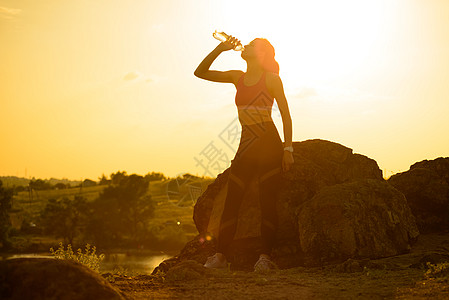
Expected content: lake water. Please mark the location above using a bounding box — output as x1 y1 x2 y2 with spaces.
100 252 173 274
1 252 174 275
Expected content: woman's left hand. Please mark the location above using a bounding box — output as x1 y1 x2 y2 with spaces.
282 151 294 172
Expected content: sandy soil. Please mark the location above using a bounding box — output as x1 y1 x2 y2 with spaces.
110 232 449 299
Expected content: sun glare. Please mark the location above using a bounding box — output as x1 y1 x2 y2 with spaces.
214 0 388 86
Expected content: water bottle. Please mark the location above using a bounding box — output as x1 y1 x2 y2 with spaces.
213 30 244 51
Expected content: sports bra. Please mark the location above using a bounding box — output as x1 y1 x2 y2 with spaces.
234 71 274 125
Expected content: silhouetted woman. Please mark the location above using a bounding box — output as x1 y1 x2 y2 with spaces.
194 35 294 272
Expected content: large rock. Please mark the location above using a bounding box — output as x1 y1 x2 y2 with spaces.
156 139 419 272
0 258 126 300
388 157 449 232
297 179 419 266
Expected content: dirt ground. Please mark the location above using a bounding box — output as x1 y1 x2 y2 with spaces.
110 232 449 299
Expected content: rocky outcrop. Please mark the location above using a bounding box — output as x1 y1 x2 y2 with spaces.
297 179 419 266
155 139 419 273
0 258 126 300
388 157 449 233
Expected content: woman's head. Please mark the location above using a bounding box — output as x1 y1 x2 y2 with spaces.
241 38 279 74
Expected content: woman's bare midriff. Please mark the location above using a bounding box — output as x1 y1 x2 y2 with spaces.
237 107 273 125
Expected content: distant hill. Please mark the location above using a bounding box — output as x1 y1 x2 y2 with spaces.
0 176 82 188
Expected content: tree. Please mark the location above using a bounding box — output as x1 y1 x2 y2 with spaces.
88 173 154 247
144 171 167 182
98 174 111 186
29 179 52 190
40 195 88 245
110 171 128 185
0 180 13 249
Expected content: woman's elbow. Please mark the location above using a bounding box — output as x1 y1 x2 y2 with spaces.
194 70 205 79
194 69 201 78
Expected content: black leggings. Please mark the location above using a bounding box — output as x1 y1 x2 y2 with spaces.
217 121 284 256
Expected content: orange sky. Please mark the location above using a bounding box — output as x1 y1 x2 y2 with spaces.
1 0 448 181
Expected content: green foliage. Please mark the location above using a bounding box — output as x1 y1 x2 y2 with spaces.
40 195 89 245
0 180 14 249
50 242 105 272
98 174 111 186
29 179 53 191
110 171 129 185
425 262 449 280
87 172 155 247
145 172 167 182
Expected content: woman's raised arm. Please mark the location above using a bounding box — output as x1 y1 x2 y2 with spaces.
194 37 242 84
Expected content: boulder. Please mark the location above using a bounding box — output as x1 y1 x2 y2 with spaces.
388 157 449 232
297 179 419 266
156 139 419 272
0 258 126 300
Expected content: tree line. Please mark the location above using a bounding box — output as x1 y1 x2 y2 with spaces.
0 171 200 251
40 171 156 248
2 171 168 192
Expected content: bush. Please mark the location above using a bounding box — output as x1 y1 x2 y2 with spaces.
50 242 105 272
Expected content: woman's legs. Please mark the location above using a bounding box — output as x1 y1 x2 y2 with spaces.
216 123 264 254
216 152 259 254
255 122 283 270
258 157 283 255
216 122 283 257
